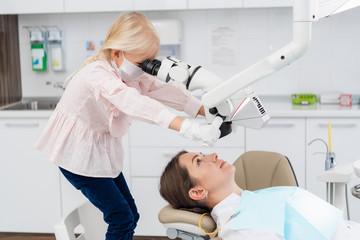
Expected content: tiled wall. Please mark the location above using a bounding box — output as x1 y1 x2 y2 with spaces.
18 7 360 97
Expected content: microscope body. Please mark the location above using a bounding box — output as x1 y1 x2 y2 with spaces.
142 56 270 136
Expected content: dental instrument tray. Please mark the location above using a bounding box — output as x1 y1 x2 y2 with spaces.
291 94 317 105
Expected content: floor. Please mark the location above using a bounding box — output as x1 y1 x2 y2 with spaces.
0 233 171 240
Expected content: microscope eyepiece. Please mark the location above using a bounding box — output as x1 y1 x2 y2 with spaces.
142 59 161 76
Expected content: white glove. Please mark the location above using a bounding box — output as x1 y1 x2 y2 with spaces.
180 116 223 147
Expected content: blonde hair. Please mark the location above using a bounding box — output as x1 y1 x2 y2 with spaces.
64 12 160 88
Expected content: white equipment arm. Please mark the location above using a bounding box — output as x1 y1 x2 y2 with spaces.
142 0 360 136
203 0 360 107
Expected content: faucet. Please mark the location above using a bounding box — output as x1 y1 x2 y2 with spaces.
53 82 63 89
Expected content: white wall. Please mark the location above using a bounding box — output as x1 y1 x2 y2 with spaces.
18 7 360 97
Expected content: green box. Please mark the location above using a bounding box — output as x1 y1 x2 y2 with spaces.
291 94 317 105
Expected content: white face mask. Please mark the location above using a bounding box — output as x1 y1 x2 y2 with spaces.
112 52 143 82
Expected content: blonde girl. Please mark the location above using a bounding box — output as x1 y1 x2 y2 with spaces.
36 12 222 240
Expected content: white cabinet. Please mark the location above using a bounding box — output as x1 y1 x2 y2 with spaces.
306 118 360 222
0 0 64 14
243 0 293 8
59 175 88 217
129 120 245 236
0 118 61 233
188 0 243 9
245 118 306 188
134 0 187 11
188 0 292 9
64 0 132 13
0 0 294 14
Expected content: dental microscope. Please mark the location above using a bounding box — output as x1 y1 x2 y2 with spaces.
142 0 360 140
142 56 270 137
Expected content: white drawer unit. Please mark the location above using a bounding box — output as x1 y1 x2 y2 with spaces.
0 118 61 232
131 177 168 236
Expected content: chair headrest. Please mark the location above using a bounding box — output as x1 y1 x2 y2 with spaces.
158 205 216 233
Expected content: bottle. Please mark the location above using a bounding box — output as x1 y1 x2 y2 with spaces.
30 30 47 72
48 29 64 71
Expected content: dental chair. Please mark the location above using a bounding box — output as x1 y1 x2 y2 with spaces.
158 151 299 240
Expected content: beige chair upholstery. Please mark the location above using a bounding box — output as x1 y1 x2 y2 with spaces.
158 151 298 240
234 151 298 191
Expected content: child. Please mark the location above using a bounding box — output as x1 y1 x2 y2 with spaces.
35 12 222 240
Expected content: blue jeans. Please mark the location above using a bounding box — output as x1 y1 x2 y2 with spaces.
59 168 139 240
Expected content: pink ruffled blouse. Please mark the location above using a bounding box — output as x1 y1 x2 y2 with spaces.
35 60 202 177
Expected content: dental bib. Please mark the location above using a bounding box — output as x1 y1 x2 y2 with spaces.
228 186 342 240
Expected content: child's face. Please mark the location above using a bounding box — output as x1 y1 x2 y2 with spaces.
114 49 157 68
123 52 148 68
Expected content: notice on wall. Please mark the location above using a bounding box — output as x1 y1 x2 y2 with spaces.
208 25 239 69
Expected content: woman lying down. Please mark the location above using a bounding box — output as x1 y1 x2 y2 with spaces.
159 151 360 240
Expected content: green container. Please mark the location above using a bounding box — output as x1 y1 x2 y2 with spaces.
291 94 317 105
31 43 47 71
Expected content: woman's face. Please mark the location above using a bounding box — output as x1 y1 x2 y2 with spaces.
179 152 235 193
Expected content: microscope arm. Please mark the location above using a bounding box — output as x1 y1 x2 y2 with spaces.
202 2 312 108
142 0 359 133
202 0 360 108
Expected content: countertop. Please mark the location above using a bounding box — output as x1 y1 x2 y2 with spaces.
261 96 360 118
1 95 360 119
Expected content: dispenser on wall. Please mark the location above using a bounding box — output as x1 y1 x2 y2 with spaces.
151 19 182 59
46 27 64 71
24 27 47 72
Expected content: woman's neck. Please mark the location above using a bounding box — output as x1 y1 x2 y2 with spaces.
207 183 243 209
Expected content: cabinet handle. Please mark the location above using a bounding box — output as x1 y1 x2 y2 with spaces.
318 123 357 128
5 123 40 128
265 123 295 128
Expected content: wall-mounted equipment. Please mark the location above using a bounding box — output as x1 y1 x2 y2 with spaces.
24 26 47 72
46 26 64 71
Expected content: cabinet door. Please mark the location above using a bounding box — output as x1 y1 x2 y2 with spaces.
306 118 360 222
245 118 306 188
188 0 243 9
0 0 64 14
64 0 132 13
134 0 187 10
60 174 88 217
132 177 167 236
0 119 61 232
243 0 292 8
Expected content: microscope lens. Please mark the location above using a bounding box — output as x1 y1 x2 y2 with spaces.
142 59 161 76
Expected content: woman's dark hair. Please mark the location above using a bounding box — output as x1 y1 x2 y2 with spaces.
159 150 209 213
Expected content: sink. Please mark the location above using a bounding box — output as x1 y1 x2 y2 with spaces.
0 98 60 110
